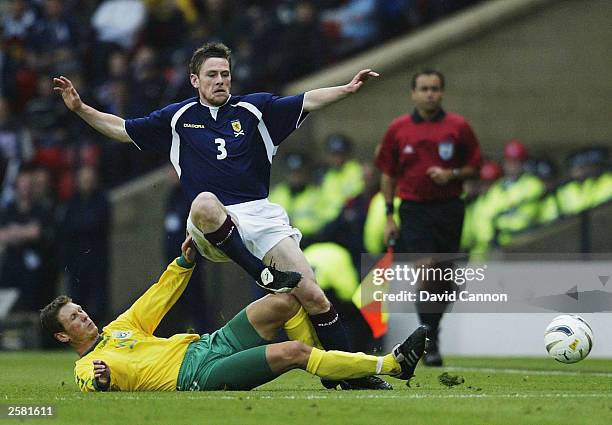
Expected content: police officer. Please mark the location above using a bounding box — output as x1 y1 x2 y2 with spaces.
461 160 503 257
486 141 545 246
269 153 324 241
319 134 364 224
375 69 482 366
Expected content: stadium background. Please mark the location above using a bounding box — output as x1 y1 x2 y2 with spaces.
1 0 611 358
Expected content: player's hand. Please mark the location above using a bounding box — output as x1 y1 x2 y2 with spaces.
384 217 399 247
427 166 453 185
93 359 110 390
181 234 196 264
345 69 379 93
53 76 83 112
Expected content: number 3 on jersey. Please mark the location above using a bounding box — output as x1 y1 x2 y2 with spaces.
215 138 227 160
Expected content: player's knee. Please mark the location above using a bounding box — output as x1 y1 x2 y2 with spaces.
191 192 225 226
264 294 301 320
281 341 310 364
297 280 330 313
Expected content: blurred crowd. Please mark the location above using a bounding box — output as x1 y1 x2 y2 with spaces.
0 0 483 198
0 0 481 325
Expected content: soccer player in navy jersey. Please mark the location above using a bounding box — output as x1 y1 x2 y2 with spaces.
53 42 388 389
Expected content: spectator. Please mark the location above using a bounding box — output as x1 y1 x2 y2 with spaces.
126 46 166 117
0 96 33 207
460 160 502 257
319 134 364 224
2 0 36 44
485 140 545 247
57 165 110 322
28 0 79 69
91 0 146 50
322 0 380 56
277 1 326 82
312 162 380 268
269 153 324 240
25 75 65 136
0 168 52 311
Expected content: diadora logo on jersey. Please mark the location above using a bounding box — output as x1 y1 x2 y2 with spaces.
403 145 414 154
112 330 133 339
183 123 206 128
231 120 244 137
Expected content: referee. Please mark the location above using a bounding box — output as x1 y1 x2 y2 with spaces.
375 69 482 366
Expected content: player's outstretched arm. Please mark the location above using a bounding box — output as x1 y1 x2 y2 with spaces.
53 76 132 143
303 69 379 112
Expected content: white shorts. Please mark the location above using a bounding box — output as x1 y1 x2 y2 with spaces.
186 198 302 262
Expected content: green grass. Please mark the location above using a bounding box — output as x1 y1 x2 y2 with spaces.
1 351 611 425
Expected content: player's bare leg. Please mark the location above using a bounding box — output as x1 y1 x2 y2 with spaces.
189 192 301 293
246 293 301 341
264 237 393 390
263 237 329 314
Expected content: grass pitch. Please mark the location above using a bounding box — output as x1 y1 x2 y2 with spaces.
1 352 611 425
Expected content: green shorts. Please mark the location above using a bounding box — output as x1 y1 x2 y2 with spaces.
177 308 275 391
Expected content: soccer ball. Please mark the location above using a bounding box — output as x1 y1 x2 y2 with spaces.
544 314 593 363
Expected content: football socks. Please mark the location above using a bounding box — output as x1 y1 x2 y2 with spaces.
204 215 267 281
306 348 400 380
284 306 323 349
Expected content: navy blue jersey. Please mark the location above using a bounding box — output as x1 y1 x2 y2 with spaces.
125 93 307 205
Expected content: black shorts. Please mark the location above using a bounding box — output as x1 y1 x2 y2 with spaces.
397 198 465 254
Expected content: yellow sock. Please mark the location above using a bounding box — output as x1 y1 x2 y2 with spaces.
284 306 323 349
306 348 401 380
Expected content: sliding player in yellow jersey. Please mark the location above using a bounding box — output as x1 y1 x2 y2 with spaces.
40 236 427 392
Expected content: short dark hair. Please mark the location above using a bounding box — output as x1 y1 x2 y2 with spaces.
411 69 445 90
189 42 232 75
40 295 72 335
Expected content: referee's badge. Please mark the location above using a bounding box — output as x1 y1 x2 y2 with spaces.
438 141 454 161
231 120 244 137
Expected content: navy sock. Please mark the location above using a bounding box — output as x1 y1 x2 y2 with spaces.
418 312 443 335
309 304 352 352
204 215 266 282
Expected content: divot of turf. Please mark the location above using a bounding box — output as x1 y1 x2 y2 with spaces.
438 372 465 388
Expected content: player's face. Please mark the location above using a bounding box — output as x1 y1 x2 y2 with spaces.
192 57 231 107
56 302 99 343
411 75 444 114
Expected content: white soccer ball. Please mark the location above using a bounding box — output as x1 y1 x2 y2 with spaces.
544 314 593 363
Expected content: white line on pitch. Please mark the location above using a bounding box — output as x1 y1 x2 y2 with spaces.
60 392 612 402
445 366 612 377
178 393 612 401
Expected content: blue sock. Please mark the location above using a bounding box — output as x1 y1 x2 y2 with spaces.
204 215 266 281
309 304 352 351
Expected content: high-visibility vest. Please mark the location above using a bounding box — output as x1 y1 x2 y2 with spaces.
363 192 401 254
320 160 364 222
470 174 545 252
269 183 325 237
556 179 593 216
590 171 612 207
303 242 359 302
463 191 502 259
485 174 545 217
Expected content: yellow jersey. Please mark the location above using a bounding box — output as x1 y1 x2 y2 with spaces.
74 259 199 392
